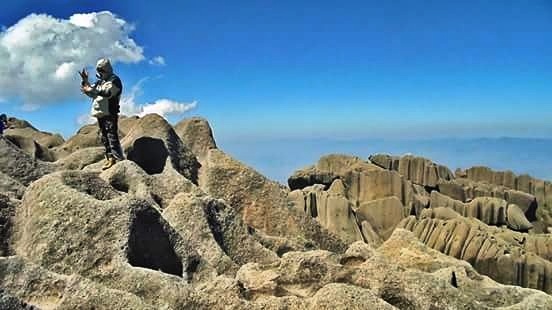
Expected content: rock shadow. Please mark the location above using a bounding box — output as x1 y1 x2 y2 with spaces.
127 137 168 175
127 207 183 277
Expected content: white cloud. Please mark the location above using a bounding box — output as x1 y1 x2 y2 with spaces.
77 77 197 125
0 11 145 106
139 99 197 116
120 78 197 117
149 56 166 66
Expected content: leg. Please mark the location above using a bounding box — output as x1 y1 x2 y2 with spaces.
104 115 125 160
97 117 112 158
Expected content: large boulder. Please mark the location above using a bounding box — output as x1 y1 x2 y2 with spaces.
121 114 200 183
174 117 217 162
4 133 56 162
356 196 406 240
200 148 348 253
288 154 373 190
12 170 209 308
0 256 155 309
163 192 279 276
55 146 106 170
0 137 54 186
4 126 64 150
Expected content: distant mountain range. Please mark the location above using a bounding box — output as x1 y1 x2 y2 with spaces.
220 137 552 184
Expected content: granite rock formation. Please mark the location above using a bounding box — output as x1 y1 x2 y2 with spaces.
1 116 552 309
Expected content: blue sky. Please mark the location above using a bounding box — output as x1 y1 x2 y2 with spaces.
1 1 552 182
1 0 551 140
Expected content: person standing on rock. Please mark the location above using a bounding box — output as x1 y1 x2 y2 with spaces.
79 58 125 170
0 114 7 135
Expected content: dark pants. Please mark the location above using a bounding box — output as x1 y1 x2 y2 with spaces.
98 114 124 160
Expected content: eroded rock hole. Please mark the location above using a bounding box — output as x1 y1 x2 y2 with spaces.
127 208 183 277
110 176 129 193
127 137 168 174
151 193 164 207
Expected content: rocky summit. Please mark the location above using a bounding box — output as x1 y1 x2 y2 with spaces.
1 114 552 309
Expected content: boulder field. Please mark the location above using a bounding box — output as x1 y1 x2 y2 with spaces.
0 115 551 309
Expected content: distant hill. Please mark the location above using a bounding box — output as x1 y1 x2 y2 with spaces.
220 137 552 183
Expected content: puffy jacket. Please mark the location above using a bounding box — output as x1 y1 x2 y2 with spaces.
83 59 123 118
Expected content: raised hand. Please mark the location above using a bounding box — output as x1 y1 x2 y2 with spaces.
78 68 89 86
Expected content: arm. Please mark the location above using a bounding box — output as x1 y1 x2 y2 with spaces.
95 81 120 99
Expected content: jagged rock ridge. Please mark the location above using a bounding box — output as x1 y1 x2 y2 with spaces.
0 116 551 309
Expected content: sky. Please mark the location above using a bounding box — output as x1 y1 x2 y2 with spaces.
0 1 551 181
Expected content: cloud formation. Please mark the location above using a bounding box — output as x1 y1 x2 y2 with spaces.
0 11 144 106
149 56 166 66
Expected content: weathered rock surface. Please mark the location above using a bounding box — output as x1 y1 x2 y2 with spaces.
370 153 454 187
460 166 552 231
438 178 539 222
163 192 279 276
2 115 552 308
200 148 347 253
174 117 217 162
398 216 552 293
289 154 428 216
288 180 364 244
121 114 200 182
429 191 533 231
5 133 56 162
12 170 207 308
0 137 54 186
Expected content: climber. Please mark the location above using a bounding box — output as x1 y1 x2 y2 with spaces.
0 114 7 135
79 58 125 170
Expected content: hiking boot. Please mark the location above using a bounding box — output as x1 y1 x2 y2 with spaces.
102 157 117 170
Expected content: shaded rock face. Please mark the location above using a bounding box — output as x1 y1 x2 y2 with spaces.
126 137 169 174
127 206 184 277
0 195 16 256
2 115 552 308
4 134 56 162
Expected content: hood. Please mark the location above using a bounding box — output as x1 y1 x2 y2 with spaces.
95 58 113 79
